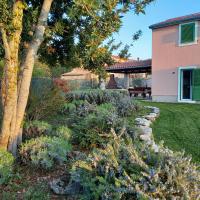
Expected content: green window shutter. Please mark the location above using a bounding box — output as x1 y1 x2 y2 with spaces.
192 69 200 101
181 23 195 44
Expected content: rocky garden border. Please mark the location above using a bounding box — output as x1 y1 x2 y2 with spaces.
135 106 160 153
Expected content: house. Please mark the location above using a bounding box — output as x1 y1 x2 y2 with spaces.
61 68 97 81
61 68 99 90
149 13 200 103
61 56 130 90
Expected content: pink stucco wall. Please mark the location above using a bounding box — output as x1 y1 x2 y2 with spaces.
152 21 200 100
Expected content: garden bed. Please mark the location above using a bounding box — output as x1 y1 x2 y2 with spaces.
0 90 199 200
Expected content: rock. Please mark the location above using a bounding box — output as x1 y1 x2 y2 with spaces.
138 106 160 151
152 143 159 153
144 113 157 121
146 140 160 153
146 139 153 146
139 126 152 137
50 178 66 195
50 174 82 195
144 106 155 110
153 108 160 115
144 106 160 115
37 176 50 182
135 118 151 127
140 134 151 141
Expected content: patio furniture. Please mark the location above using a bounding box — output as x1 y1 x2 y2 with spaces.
128 87 151 98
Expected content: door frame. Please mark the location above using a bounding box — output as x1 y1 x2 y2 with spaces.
178 66 197 103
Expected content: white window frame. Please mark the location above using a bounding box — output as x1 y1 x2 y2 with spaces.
178 66 197 103
178 21 198 46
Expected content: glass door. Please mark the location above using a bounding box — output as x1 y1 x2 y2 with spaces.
181 69 192 100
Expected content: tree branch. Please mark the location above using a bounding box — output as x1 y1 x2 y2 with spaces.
0 28 11 60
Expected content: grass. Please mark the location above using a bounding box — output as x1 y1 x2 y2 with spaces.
142 101 200 163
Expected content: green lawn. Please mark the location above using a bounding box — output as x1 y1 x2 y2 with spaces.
142 102 200 163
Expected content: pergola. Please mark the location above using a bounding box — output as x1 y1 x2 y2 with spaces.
106 59 152 89
106 59 152 74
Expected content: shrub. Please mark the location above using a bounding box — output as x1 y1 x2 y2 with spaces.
66 79 98 90
71 103 122 148
54 125 71 140
131 78 144 87
113 96 136 117
74 101 96 117
65 90 141 118
20 136 71 170
61 100 96 117
62 102 77 114
32 61 52 78
68 137 147 200
1 192 16 200
64 135 200 200
137 147 200 199
132 100 144 112
63 98 139 149
53 78 69 93
0 148 14 184
66 89 128 105
24 182 50 200
26 78 65 120
23 120 52 140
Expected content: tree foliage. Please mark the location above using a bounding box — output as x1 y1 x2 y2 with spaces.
118 44 131 59
118 30 142 59
1 0 153 74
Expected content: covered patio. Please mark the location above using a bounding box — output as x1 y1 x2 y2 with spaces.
106 59 152 97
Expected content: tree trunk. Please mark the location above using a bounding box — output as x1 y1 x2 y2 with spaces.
15 0 54 149
0 1 23 153
0 62 18 151
0 0 54 155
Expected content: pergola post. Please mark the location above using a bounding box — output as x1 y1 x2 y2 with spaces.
99 76 106 90
124 73 130 89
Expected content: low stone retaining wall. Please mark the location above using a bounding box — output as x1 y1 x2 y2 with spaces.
135 106 160 153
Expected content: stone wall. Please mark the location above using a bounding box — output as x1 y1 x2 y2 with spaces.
135 106 160 153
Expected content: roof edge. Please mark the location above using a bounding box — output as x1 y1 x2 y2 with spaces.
149 15 200 30
106 59 152 71
106 65 151 71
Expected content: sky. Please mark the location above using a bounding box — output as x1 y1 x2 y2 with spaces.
113 0 200 60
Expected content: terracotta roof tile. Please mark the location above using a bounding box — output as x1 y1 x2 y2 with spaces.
150 12 200 29
106 59 152 70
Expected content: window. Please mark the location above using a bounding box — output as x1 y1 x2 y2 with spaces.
179 22 197 45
